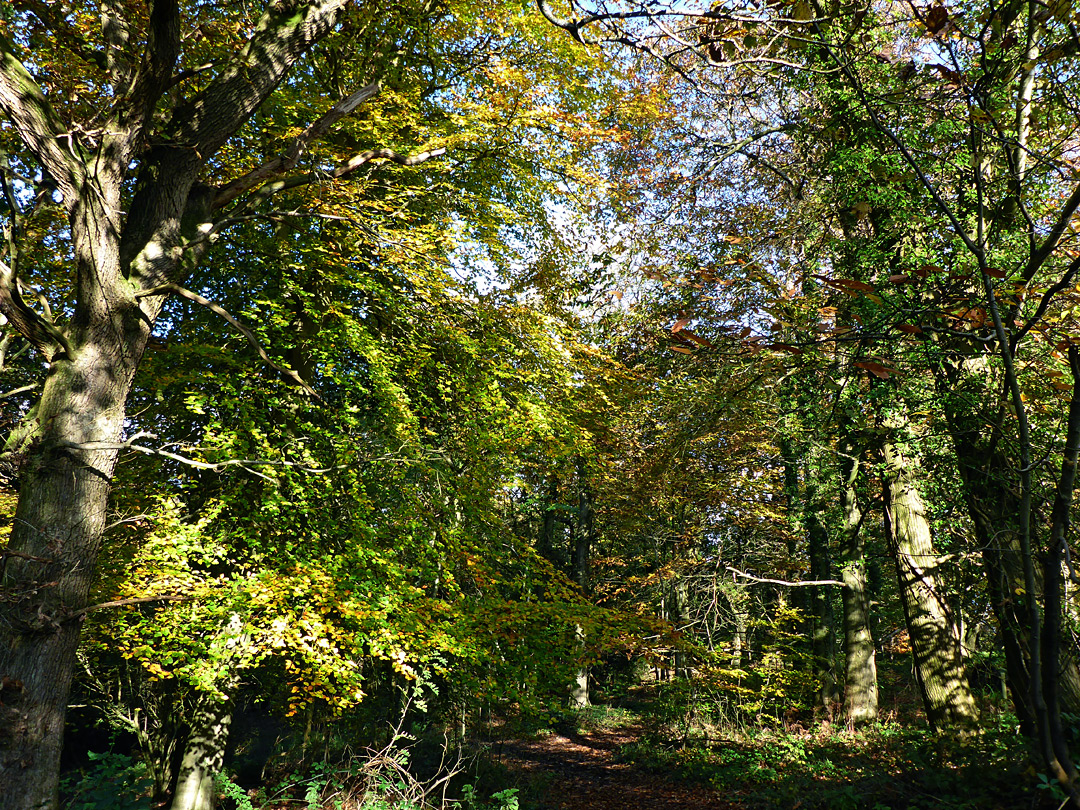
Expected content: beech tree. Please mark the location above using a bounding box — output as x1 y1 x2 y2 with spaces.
0 0 524 805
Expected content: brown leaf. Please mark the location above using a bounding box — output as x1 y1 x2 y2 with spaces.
889 274 912 284
671 346 694 354
833 278 877 293
681 330 715 348
672 317 691 333
767 342 804 354
925 5 948 35
855 360 899 379
984 267 1007 279
896 323 924 335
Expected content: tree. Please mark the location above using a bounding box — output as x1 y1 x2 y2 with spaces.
0 0 628 803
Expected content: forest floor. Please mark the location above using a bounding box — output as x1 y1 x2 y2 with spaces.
481 705 1064 810
493 724 737 809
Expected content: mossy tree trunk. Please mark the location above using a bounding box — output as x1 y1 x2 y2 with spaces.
838 438 877 724
882 431 978 730
805 469 840 708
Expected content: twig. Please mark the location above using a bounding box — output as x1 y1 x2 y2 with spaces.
0 546 53 563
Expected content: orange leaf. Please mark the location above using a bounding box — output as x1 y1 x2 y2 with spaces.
671 346 694 354
672 317 691 333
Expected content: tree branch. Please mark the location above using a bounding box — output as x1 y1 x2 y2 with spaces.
213 81 382 210
172 0 353 160
57 432 348 480
214 146 447 216
0 258 72 361
725 565 846 588
1020 181 1080 283
0 36 85 201
71 594 190 619
134 283 318 397
116 0 181 142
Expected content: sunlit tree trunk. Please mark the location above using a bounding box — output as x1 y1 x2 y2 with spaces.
170 691 235 810
569 459 592 708
882 431 978 730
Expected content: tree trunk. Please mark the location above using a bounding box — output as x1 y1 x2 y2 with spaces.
539 475 561 565
882 434 978 730
0 3 358 804
947 418 1080 732
838 440 878 724
1038 344 1080 796
0 341 147 809
805 474 839 707
169 691 236 810
569 459 592 708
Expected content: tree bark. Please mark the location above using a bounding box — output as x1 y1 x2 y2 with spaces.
882 432 978 730
838 439 878 724
569 458 592 708
805 471 839 707
169 691 236 810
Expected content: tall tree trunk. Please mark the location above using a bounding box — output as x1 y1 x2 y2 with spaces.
838 439 878 724
0 3 365 803
936 357 1080 733
170 691 236 810
539 475 560 565
882 433 978 730
723 577 750 668
569 459 592 708
805 472 839 707
1038 345 1080 795
0 337 149 809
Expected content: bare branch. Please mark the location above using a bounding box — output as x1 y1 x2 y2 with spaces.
1020 181 1080 282
71 594 190 619
0 384 37 401
726 565 846 588
57 433 344 479
214 146 447 215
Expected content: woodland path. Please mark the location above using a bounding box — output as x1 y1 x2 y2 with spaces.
492 726 745 810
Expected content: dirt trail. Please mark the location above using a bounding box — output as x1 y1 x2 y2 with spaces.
494 727 741 810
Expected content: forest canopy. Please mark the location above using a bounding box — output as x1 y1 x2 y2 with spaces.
2 0 1080 808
